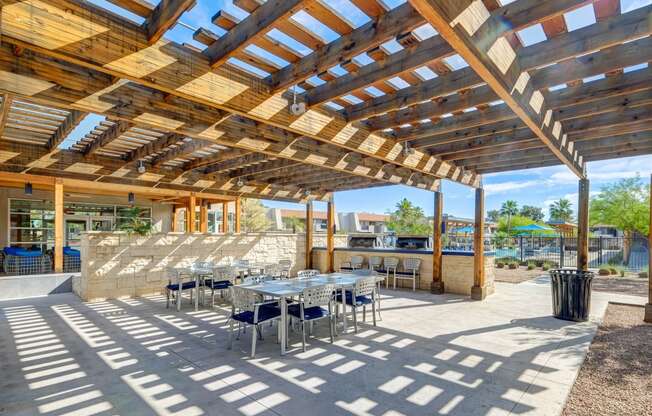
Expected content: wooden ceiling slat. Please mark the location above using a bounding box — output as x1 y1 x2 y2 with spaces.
145 0 196 44
83 120 133 156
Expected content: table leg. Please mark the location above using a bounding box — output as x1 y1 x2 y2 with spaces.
280 296 287 355
341 286 347 334
177 285 181 311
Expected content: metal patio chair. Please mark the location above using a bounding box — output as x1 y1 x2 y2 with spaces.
288 283 337 351
336 276 377 333
228 286 281 358
165 268 196 311
395 258 421 291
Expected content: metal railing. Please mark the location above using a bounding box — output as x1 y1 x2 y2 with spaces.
446 234 649 271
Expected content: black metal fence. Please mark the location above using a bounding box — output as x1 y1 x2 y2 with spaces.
446 234 649 271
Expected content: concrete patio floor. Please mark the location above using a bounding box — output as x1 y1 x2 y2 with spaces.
0 281 645 416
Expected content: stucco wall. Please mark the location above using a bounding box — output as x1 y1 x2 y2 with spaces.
312 248 495 296
78 231 314 300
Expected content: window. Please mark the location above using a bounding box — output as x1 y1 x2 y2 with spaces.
9 199 54 251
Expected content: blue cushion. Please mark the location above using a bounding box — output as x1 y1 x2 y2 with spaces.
395 271 418 276
4 247 42 257
287 304 329 320
336 291 372 306
204 279 232 290
63 247 81 256
232 305 281 324
166 281 197 291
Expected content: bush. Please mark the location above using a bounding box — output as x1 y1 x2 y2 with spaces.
496 262 505 268
519 261 528 267
541 261 554 271
497 256 518 264
508 262 519 270
527 261 535 270
620 270 625 277
639 271 648 279
598 268 610 276
535 260 544 267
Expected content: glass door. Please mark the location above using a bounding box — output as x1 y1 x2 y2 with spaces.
91 218 113 231
65 219 87 247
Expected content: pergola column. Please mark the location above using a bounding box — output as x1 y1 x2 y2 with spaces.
471 186 487 300
222 201 229 233
172 207 178 232
235 197 241 233
199 200 208 233
306 201 313 269
645 174 652 322
431 190 444 294
188 194 196 233
577 179 590 270
54 178 64 273
327 196 335 273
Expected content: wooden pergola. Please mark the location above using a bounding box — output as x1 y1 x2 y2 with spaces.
0 0 650 308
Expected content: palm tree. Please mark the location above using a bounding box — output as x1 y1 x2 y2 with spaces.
549 198 574 223
500 200 518 234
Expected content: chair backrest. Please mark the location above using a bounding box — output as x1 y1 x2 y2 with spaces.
297 269 320 279
369 256 382 268
302 284 335 307
384 257 399 269
236 259 250 267
404 258 421 271
243 275 270 285
194 261 214 269
350 256 364 266
354 277 377 297
214 265 235 282
166 268 189 284
230 286 261 312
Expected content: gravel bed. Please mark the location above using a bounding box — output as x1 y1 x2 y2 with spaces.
562 304 652 415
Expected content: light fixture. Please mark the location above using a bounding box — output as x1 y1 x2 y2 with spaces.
24 182 32 195
237 179 244 187
403 141 415 156
128 192 135 205
304 189 311 196
137 160 146 174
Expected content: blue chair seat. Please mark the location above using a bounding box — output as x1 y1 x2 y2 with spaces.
395 271 418 276
336 291 373 306
204 279 232 290
287 304 329 320
166 281 197 291
232 305 281 324
375 268 388 274
339 266 354 271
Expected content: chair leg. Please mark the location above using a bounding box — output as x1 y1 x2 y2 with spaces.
372 301 377 326
251 324 257 358
363 305 366 322
329 316 334 343
228 319 234 350
301 321 306 352
166 290 170 309
353 306 358 333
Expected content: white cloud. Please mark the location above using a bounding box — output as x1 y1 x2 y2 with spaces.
484 180 540 195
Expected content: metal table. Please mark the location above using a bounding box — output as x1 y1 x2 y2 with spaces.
240 272 384 355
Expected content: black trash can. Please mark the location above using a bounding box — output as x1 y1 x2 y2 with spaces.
549 269 594 322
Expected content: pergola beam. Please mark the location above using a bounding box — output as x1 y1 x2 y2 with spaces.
408 0 585 177
204 0 305 68
145 0 196 44
0 93 13 138
84 120 132 157
150 139 213 167
47 110 87 151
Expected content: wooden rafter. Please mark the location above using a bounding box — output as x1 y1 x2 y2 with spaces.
205 0 305 68
83 120 132 156
125 132 184 163
47 110 87 151
0 0 477 187
409 0 586 177
228 159 302 179
144 0 196 44
0 93 13 138
150 139 212 167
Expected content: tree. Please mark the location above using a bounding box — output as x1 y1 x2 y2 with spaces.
500 200 518 234
590 176 650 262
487 209 501 223
519 205 544 222
386 198 432 235
241 198 270 232
549 198 574 222
282 217 305 233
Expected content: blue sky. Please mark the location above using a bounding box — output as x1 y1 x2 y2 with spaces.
75 0 652 219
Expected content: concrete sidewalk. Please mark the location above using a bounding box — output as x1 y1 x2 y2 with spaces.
0 281 645 416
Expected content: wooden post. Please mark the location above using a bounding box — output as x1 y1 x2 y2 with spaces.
172 207 178 232
327 196 335 273
305 201 313 269
471 186 486 300
188 194 196 233
577 179 590 271
199 200 208 233
184 205 190 233
54 178 64 273
235 197 241 233
645 174 652 322
222 202 229 233
431 190 444 294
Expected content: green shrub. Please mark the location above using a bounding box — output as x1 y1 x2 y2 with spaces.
609 267 618 275
598 268 610 276
535 260 544 267
496 262 505 268
508 262 519 270
527 261 535 270
497 256 518 264
620 270 625 277
519 261 528 267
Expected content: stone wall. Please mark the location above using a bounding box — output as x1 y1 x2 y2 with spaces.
78 231 313 300
312 248 495 296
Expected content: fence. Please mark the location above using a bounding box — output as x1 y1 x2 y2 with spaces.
446 234 649 271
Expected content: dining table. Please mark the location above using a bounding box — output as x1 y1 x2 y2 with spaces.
239 272 385 355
